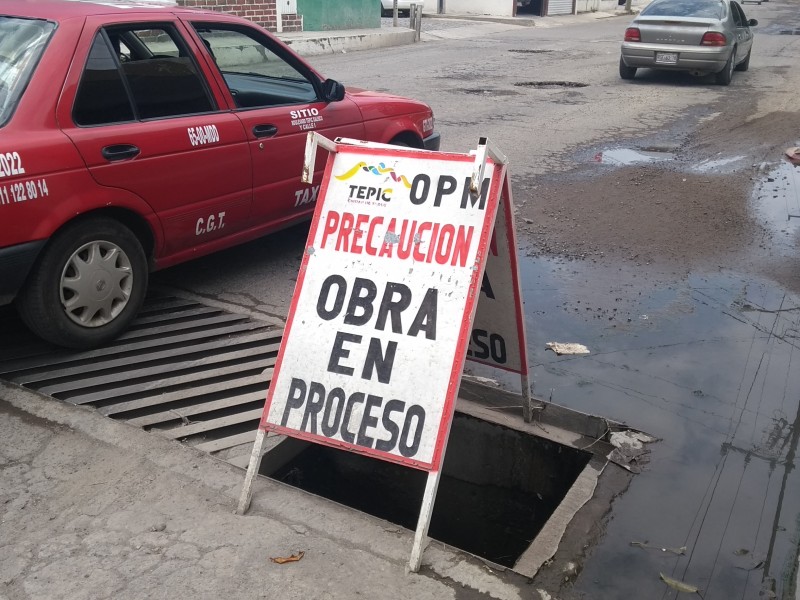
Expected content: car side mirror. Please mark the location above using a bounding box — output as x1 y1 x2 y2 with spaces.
748 18 758 26
322 79 345 103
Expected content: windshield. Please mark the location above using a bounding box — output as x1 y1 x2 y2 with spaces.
0 17 55 126
641 0 726 18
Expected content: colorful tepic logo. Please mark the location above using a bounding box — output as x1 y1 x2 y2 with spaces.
335 162 413 189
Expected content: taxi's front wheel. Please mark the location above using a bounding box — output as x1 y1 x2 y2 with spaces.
17 217 148 349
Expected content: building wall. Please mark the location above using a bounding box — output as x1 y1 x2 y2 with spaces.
450 0 515 15
421 0 515 16
176 0 303 32
574 0 618 11
298 0 381 30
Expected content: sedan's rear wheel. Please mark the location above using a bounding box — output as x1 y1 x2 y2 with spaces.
715 49 735 85
619 57 637 80
16 217 148 349
735 48 751 72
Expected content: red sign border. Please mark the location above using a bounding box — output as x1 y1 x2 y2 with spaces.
257 143 506 472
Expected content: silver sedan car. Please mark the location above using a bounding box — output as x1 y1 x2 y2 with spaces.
619 0 757 85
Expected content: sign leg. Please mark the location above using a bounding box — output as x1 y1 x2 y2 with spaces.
408 470 443 572
522 373 534 423
236 428 268 515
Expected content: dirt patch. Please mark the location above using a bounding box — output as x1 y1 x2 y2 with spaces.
514 107 800 287
517 167 760 269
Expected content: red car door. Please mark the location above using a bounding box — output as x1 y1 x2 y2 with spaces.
57 16 252 266
185 20 366 229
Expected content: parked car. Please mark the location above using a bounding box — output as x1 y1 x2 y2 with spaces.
0 0 440 349
381 0 415 16
619 0 757 85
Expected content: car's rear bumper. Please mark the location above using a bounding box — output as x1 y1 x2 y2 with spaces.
621 43 730 73
0 240 45 305
423 131 441 151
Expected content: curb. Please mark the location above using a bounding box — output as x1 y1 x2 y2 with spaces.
278 27 416 56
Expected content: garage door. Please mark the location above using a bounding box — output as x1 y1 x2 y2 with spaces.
547 0 573 15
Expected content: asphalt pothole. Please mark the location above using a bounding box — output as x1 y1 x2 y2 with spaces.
515 81 589 89
460 88 521 96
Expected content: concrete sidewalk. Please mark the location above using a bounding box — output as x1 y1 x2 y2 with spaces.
278 10 633 56
0 382 532 600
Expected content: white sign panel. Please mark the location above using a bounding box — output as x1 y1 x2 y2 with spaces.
261 147 504 470
468 180 528 374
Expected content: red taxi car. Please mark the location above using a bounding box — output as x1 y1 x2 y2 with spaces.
0 0 439 348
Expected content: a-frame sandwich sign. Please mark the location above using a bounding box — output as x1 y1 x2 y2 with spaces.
237 134 531 572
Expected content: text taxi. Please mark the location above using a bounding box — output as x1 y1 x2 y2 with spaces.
0 0 439 348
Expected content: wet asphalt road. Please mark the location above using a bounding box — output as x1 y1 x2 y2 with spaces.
159 16 800 600
2 4 799 600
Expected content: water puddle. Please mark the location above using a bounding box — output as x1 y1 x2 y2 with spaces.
593 147 675 165
692 154 748 173
465 255 800 599
752 161 800 254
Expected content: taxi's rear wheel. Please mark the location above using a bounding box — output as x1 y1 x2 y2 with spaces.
17 218 148 349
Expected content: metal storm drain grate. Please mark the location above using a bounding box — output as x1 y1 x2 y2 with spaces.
508 49 553 53
515 81 589 89
0 291 279 465
0 294 643 577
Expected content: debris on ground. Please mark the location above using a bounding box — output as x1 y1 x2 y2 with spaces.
659 572 701 595
545 342 590 355
630 541 687 555
270 551 306 564
607 430 658 473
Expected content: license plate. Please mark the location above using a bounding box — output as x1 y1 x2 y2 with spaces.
655 52 678 64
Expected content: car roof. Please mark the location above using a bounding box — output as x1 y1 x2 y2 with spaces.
1 0 214 21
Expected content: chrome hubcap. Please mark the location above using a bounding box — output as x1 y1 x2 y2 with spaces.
60 240 133 327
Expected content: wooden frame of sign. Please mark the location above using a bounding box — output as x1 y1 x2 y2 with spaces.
237 134 531 572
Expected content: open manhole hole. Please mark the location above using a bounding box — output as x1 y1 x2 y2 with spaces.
263 411 593 569
508 49 553 53
515 81 589 89
461 88 520 96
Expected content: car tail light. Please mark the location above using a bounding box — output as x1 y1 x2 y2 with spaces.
700 32 726 46
624 27 641 42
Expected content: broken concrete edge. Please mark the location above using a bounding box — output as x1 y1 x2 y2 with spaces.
459 375 655 451
457 377 651 581
0 380 527 597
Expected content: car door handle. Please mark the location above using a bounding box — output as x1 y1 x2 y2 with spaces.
101 144 140 162
253 124 278 138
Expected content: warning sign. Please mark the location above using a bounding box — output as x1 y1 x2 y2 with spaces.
261 147 505 471
467 179 528 374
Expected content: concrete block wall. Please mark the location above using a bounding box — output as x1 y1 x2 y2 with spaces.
177 0 303 32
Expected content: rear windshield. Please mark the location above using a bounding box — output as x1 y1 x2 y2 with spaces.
641 0 726 18
0 17 55 126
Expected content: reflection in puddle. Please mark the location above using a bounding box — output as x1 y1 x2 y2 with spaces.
752 161 800 254
469 256 800 598
593 148 674 165
693 155 747 172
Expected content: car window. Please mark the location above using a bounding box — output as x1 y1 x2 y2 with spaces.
641 0 726 18
731 2 747 25
192 24 318 109
0 17 55 127
73 24 216 126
